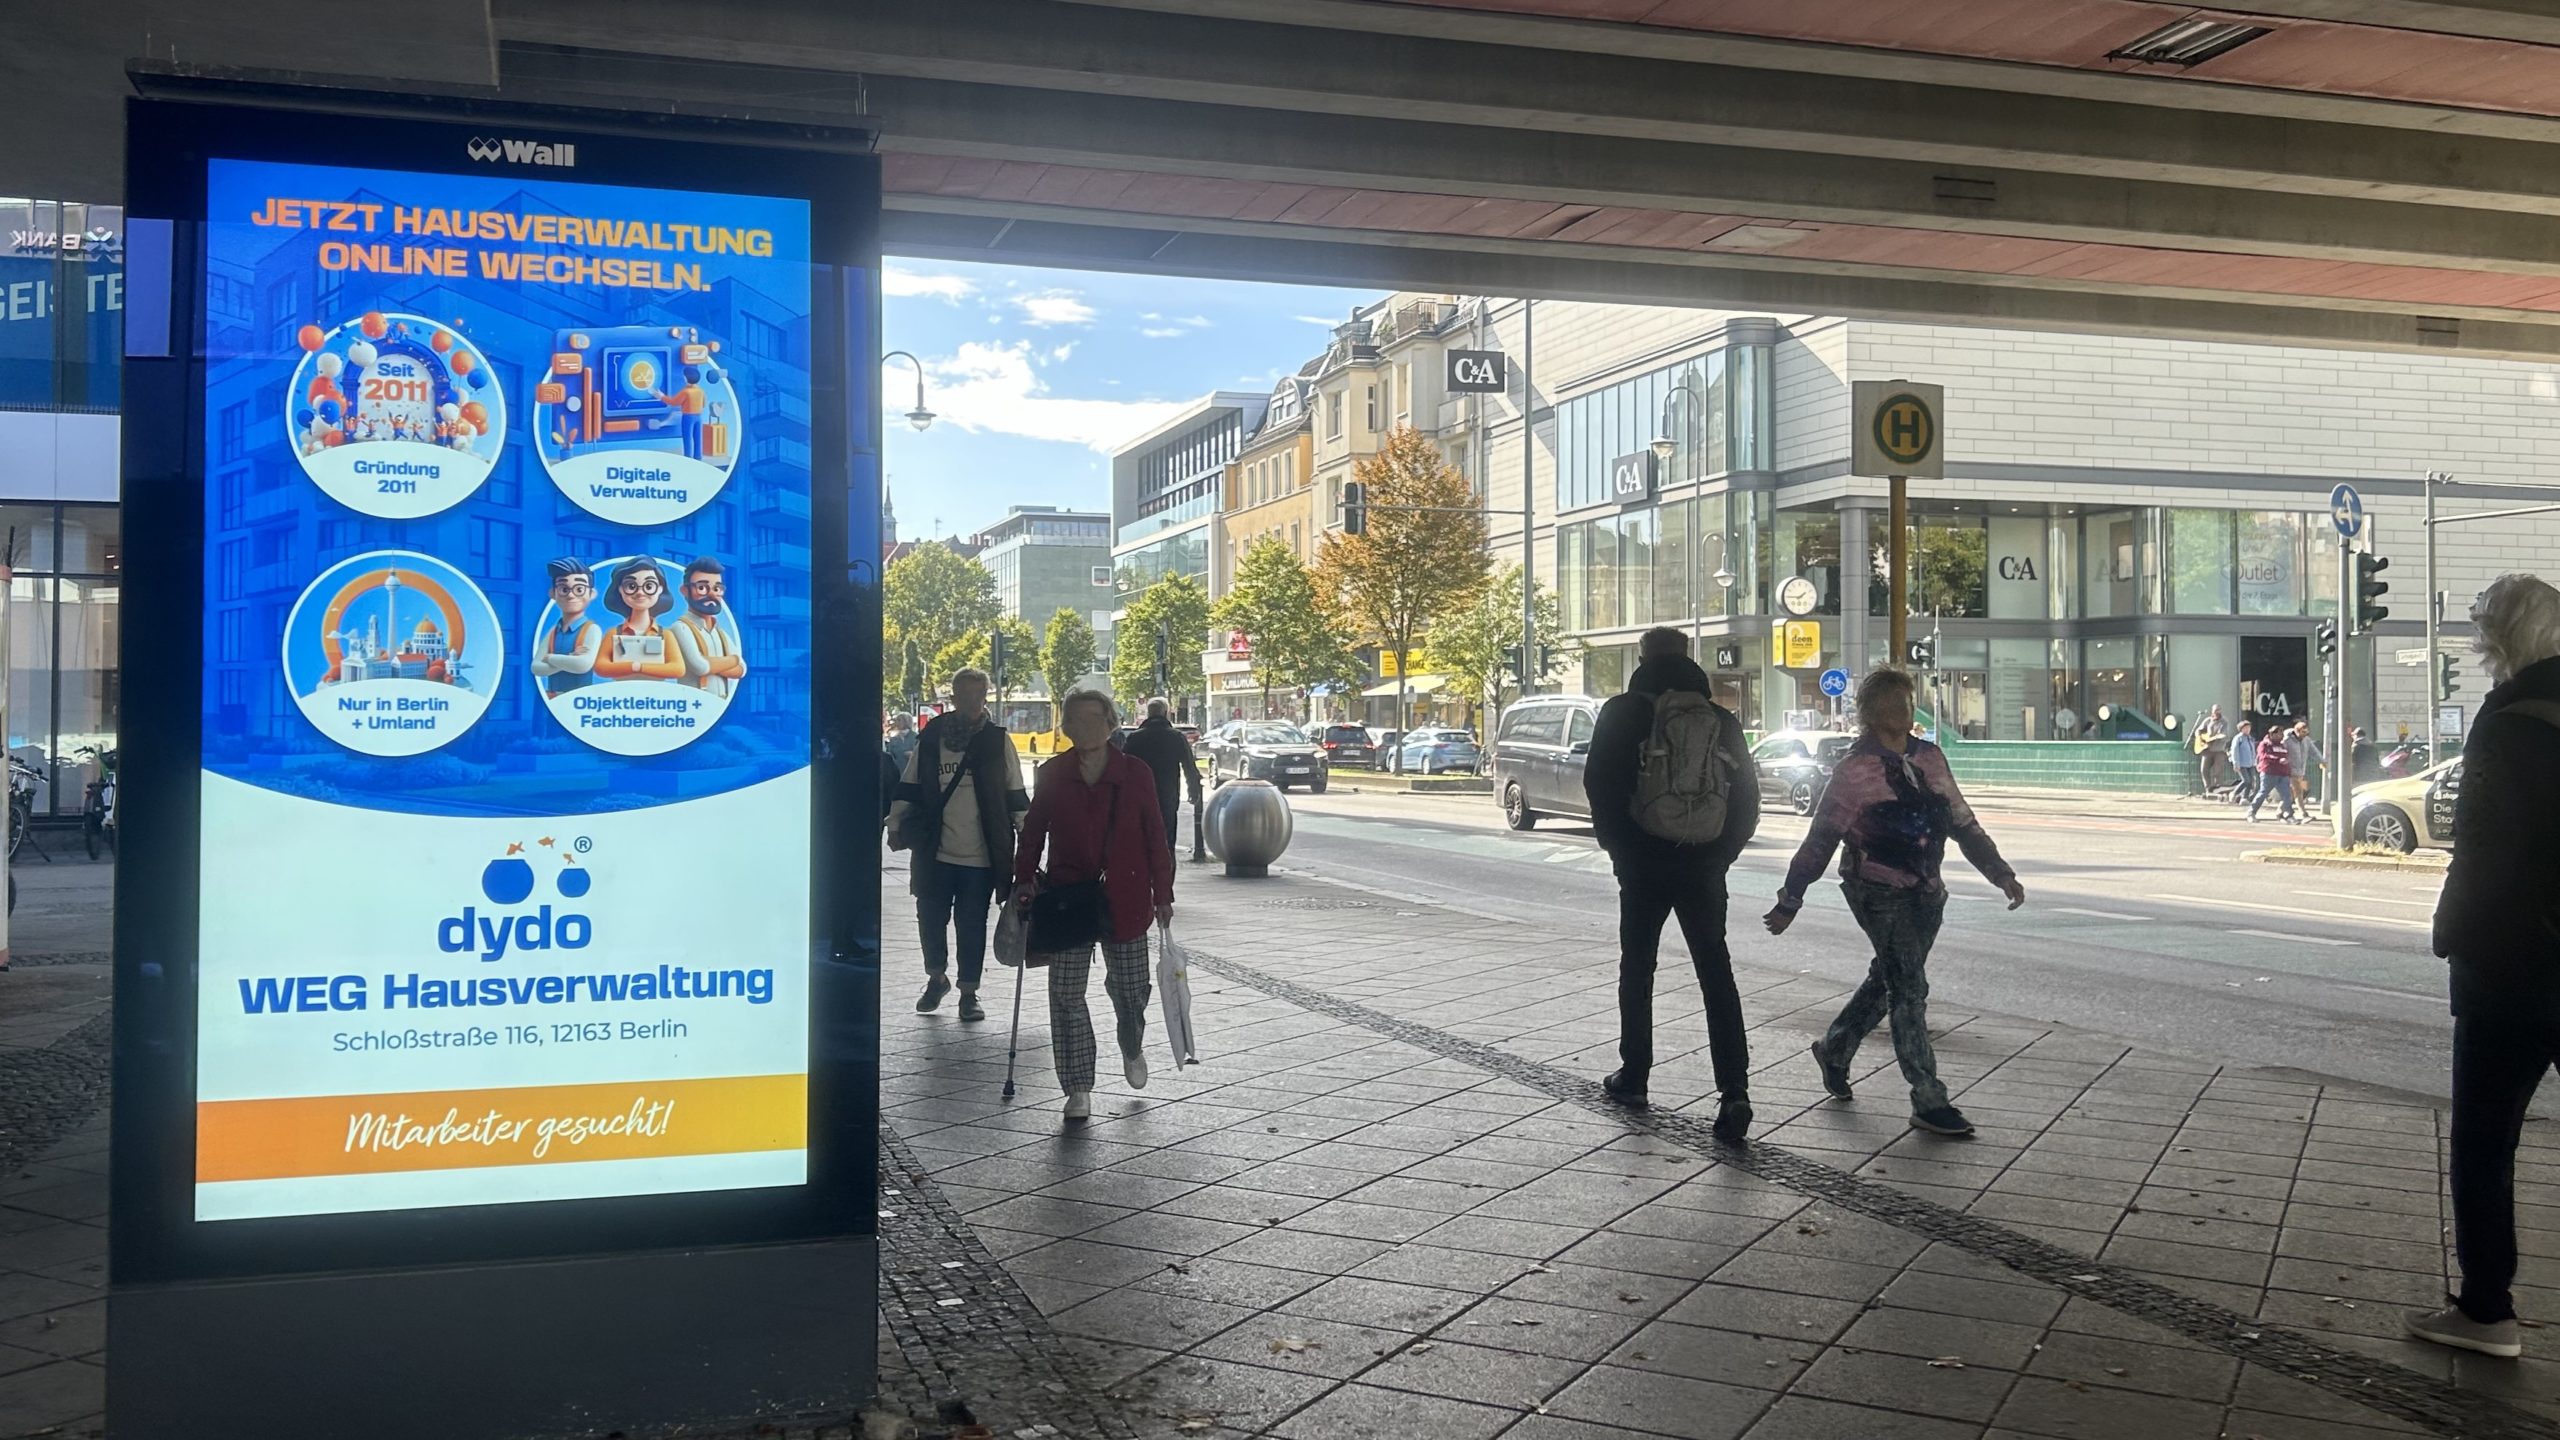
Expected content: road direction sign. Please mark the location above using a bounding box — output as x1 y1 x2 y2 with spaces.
2330 482 2365 538
1818 667 1850 698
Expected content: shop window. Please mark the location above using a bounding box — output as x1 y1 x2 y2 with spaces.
2237 511 2304 615
2167 509 2234 614
2083 511 2140 618
1774 509 1842 616
58 506 117 574
1618 510 1655 628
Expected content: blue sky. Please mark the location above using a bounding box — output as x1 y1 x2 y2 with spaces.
878 260 1381 540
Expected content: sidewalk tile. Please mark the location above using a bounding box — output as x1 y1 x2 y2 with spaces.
1538 1365 1770 1438
1155 1185 1328 1227
1709 1249 1898 1303
1836 1304 2044 1369
1050 1287 1261 1350
2021 1330 2237 1400
1279 1275 1474 1333
1269 1382 1517 1440
1346 1243 1541 1294
1136 1257 1329 1311
1739 1395 1983 1439
1793 1346 2018 1421
1122 1354 1334 1433
1081 1211 1268 1256
2098 1233 2273 1286
1357 1339 1585 1404
1413 1213 1590 1259
1659 1282 1863 1341
1433 1297 1649 1362
1877 1270 2066 1327
1185 1313 1404 1380
1496 1260 1681 1318
0 1359 101 1435
1993 1374 2226 1439
1606 1319 1819 1390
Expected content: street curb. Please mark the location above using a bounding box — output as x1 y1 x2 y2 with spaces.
1334 776 1493 796
2249 848 2449 872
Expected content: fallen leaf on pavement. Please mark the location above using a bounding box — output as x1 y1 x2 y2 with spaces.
1616 1292 1645 1304
2105 1367 2128 1377
2069 1275 2103 1283
1927 1356 1966 1369
1268 1336 1320 1355
1409 1342 1436 1353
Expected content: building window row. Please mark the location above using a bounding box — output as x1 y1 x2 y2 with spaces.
1554 342 1773 513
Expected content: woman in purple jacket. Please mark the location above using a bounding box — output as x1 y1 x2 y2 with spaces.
1765 669 2024 1137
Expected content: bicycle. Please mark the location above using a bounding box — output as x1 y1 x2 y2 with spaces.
6 757 43 861
75 746 115 860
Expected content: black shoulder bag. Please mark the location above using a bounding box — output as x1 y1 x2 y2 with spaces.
1029 776 1120 953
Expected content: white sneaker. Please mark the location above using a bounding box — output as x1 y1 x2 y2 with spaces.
1124 1051 1150 1090
1062 1091 1091 1122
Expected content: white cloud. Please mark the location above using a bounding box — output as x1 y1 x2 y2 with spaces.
892 341 1182 452
1049 342 1077 363
1294 314 1342 327
1012 290 1097 327
1139 313 1213 338
1139 327 1187 339
881 266 976 302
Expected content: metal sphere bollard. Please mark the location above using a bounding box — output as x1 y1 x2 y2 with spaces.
1204 780 1293 878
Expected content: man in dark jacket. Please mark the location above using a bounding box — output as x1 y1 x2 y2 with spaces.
2415 574 2560 1358
1584 627 1761 1142
888 668 1029 1022
1122 697 1204 860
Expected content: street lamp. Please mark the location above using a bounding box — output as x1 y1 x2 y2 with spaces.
882 350 936 431
1652 382 1706 653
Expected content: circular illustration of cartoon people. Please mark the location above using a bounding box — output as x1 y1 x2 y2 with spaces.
283 550 504 757
529 324 743 526
283 312 506 519
531 553 747 756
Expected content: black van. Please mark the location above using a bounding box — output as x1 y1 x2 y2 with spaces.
1489 695 1603 830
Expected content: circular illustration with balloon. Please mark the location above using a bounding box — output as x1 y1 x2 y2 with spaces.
529 323 743 526
282 549 504 757
283 311 506 519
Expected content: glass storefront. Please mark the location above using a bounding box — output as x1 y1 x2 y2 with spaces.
3 504 118 816
1114 527 1208 607
1553 339 1774 512
0 200 123 414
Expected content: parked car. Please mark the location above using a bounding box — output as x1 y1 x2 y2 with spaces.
1489 695 1602 830
1319 723 1380 770
2350 755 2461 853
1207 721 1330 792
1753 730 1856 816
1399 728 1484 775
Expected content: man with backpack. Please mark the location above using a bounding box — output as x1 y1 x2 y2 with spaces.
1584 627 1761 1143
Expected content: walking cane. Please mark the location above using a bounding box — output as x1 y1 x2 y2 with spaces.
1001 941 1028 1099
1191 802 1207 864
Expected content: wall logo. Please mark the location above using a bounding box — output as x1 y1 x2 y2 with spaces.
465 136 578 168
438 841 595 961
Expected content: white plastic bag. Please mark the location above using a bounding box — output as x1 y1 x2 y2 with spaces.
1155 923 1201 1067
993 897 1030 968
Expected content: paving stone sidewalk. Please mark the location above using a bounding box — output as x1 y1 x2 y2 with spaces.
877 851 2560 1440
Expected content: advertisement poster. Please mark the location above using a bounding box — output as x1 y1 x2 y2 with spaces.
197 157 814 1221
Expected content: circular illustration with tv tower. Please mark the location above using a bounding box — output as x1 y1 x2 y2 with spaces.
281 550 505 757
281 310 507 519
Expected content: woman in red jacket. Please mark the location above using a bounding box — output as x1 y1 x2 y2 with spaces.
1012 689 1174 1121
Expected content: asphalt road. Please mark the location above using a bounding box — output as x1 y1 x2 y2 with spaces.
1224 780 2462 1102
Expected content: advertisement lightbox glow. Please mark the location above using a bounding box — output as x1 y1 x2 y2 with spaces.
196 157 816 1220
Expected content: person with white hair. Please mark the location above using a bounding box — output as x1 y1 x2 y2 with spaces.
888 668 1027 1023
2415 573 2560 1358
1012 688 1174 1122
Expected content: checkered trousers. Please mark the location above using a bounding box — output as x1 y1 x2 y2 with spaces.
1043 935 1152 1093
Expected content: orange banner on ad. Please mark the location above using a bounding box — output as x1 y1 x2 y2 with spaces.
197 1074 805 1183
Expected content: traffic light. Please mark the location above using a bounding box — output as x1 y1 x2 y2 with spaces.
1341 481 1368 537
1505 644 1526 688
2439 652 2461 702
988 627 1008 682
1153 621 1171 694
2316 619 2337 660
2352 552 2391 634
1906 637 1936 669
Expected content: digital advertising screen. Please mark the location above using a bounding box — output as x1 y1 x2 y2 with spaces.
188 149 823 1221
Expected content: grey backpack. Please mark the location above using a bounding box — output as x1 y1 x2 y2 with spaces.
1631 690 1732 844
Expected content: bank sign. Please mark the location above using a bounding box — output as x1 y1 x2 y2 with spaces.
195 155 815 1220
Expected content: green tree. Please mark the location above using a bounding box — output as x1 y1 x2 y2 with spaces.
1211 537 1361 722
1315 426 1491 760
883 541 1000 692
1433 563 1573 739
899 636 927 711
1111 573 1212 712
1041 607 1100 711
946 615 1043 699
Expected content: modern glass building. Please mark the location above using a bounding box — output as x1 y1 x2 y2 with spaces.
0 198 123 815
1450 300 2554 741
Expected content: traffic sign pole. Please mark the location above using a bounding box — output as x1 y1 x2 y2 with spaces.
2336 532 2353 852
1888 475 1907 675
